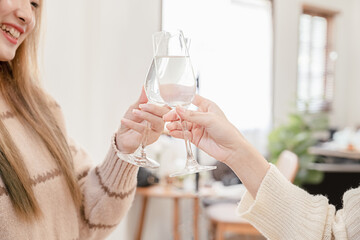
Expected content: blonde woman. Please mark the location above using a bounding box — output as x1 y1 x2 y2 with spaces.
0 0 169 239
164 95 360 239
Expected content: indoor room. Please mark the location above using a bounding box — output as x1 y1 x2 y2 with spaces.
1 0 359 239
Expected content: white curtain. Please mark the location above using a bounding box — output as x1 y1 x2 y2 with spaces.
163 0 273 154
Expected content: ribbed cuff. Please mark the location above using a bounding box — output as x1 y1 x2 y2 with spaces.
97 143 139 192
342 187 360 238
237 164 332 240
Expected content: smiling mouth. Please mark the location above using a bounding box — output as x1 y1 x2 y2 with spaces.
0 23 21 40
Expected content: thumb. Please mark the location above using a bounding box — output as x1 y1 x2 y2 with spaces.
176 106 212 128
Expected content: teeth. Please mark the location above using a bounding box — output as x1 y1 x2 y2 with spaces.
0 23 21 39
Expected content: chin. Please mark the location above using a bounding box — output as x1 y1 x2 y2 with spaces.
0 52 16 61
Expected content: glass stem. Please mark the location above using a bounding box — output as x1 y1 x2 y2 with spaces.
178 114 198 169
140 121 150 159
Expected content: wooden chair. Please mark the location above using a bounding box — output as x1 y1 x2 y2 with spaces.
206 150 299 240
275 150 299 183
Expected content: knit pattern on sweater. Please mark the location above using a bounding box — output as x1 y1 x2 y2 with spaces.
237 164 360 240
0 96 138 240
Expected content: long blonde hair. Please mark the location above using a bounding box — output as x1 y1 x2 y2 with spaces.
0 1 82 220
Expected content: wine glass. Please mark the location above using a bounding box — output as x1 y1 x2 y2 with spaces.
117 58 161 169
146 30 216 177
128 64 162 169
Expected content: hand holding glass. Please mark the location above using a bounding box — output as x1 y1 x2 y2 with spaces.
145 30 216 177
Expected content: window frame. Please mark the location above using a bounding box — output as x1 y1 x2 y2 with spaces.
297 5 339 113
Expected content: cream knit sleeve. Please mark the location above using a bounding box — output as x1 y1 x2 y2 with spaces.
237 164 360 240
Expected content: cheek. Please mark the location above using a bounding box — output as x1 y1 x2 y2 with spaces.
19 21 36 44
28 19 36 34
0 44 16 61
0 1 14 18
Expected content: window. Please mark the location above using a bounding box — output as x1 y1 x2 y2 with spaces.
162 0 273 154
297 5 338 112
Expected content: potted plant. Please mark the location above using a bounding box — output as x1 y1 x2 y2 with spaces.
268 112 328 186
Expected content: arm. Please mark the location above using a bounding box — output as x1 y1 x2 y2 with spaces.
238 164 360 239
69 138 138 240
54 89 170 240
163 95 269 198
163 94 360 239
238 164 335 239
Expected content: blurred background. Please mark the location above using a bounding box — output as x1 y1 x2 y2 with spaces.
42 0 360 239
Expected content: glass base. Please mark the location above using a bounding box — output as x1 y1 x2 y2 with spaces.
169 165 217 177
132 155 160 169
117 146 160 169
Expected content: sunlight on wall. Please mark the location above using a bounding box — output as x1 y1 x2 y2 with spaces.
163 0 273 153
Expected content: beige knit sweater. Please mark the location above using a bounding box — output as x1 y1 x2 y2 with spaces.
0 94 139 240
238 164 360 239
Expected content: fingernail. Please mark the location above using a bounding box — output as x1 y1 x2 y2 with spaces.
139 104 146 109
121 118 129 124
132 109 141 115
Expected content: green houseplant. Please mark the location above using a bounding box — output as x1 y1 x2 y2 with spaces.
268 112 328 186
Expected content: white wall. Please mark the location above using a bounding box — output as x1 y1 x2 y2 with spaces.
43 0 161 239
43 0 161 162
272 0 360 129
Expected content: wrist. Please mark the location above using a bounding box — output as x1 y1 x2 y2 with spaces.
225 141 270 198
223 138 253 167
115 132 134 154
221 132 250 166
111 133 141 167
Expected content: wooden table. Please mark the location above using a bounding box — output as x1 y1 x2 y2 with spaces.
308 145 360 160
135 185 200 240
308 145 360 172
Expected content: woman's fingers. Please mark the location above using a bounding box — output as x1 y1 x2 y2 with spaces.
121 118 146 134
163 109 180 122
139 103 171 117
166 121 181 131
168 130 185 139
166 121 193 132
163 105 213 127
132 109 164 132
192 94 212 109
175 107 213 128
192 95 226 117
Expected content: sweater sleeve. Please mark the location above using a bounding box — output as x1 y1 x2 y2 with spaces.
237 164 360 240
69 138 138 240
50 100 138 240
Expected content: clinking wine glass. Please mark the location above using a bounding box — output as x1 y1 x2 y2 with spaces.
145 30 216 177
128 65 162 169
121 53 162 169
